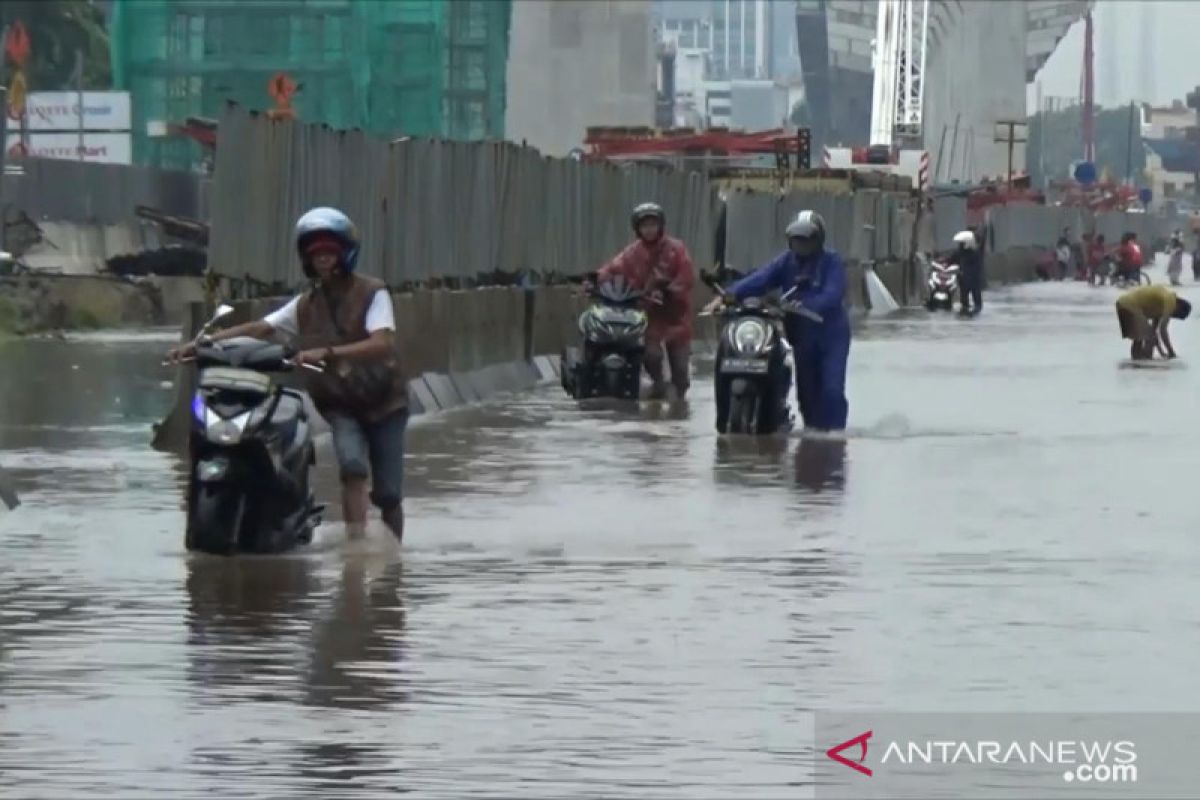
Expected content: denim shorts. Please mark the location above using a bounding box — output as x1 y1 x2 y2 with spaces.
326 408 409 510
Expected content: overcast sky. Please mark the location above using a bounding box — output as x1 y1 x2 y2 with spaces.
1030 0 1200 112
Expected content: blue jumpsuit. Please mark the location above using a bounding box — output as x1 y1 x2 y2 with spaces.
728 248 852 431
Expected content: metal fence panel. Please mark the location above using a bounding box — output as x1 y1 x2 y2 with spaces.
1 157 206 224
209 105 721 289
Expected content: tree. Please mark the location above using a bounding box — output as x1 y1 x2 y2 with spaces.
1026 104 1146 188
1 1 111 90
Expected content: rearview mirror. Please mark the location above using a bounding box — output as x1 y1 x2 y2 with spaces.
196 302 236 338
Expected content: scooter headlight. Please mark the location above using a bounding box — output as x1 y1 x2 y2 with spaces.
205 409 252 445
733 319 769 355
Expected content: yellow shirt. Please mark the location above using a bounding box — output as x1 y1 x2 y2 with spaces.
1117 285 1177 319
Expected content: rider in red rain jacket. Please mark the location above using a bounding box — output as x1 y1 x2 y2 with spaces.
596 202 695 400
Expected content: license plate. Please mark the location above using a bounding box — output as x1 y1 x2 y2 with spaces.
934 292 947 300
721 358 769 374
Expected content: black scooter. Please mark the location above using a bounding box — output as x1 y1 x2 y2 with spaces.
171 304 325 555
561 276 650 400
703 276 799 435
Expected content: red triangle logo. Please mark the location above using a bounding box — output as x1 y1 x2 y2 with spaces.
826 730 873 777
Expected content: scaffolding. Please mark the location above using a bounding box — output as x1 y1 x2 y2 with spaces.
110 0 512 170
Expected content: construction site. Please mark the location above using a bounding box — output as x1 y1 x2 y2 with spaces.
0 0 1180 335
108 0 511 170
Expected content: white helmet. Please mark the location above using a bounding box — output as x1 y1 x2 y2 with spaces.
953 230 977 249
785 210 826 246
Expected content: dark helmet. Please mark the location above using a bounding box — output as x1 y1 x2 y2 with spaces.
1174 297 1192 320
785 210 826 248
631 202 665 232
294 207 360 277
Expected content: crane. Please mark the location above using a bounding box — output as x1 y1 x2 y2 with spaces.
822 0 931 191
870 0 930 149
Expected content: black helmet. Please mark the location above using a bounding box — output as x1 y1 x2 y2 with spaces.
631 202 665 232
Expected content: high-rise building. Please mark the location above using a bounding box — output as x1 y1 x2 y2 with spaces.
653 0 773 80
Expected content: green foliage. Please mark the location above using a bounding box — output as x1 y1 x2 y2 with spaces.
68 306 102 329
0 0 111 90
1027 104 1147 187
0 295 16 333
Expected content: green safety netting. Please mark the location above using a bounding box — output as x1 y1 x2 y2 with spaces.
110 0 511 170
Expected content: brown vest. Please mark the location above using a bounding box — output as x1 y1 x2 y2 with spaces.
295 274 408 421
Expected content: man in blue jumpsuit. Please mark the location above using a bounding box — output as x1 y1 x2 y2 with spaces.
703 210 851 431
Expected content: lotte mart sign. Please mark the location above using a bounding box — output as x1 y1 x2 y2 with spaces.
6 91 132 165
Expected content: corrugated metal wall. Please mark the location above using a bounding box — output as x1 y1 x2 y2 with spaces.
208 105 719 288
723 188 919 273
1 158 208 224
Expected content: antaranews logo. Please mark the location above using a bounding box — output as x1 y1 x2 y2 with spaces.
825 730 873 777
824 730 1138 785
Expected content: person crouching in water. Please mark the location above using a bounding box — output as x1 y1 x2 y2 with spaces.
167 207 410 541
1116 284 1192 360
703 210 851 432
946 229 982 316
595 202 696 400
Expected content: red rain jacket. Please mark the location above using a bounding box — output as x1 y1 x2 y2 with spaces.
597 235 695 345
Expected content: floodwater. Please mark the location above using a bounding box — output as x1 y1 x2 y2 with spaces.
1 262 1199 798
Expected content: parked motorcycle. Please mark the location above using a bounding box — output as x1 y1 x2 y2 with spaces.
924 257 960 311
703 276 796 435
561 275 649 400
169 304 325 555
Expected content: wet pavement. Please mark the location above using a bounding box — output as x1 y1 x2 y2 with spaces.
1 264 1199 798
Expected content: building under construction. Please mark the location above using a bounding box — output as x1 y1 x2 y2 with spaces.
110 0 511 170
796 0 1094 183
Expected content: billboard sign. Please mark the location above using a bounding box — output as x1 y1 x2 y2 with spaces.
5 133 133 165
13 91 132 131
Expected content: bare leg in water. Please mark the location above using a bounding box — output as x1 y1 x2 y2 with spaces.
342 476 369 538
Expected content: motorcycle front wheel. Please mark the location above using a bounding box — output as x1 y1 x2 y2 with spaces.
728 391 759 435
186 484 247 555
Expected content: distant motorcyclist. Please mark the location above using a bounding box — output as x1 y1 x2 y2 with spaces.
1192 229 1200 281
1116 284 1191 360
1054 227 1073 281
1115 232 1144 285
1167 229 1184 286
703 210 851 432
166 207 409 542
595 202 696 400
1086 233 1108 284
946 229 982 316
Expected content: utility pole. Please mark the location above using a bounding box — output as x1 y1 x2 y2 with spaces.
1124 100 1136 185
993 119 1028 189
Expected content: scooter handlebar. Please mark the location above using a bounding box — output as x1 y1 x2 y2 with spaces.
160 355 325 373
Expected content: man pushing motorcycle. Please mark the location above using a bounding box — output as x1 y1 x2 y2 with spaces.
703 210 852 433
167 207 409 542
593 202 696 400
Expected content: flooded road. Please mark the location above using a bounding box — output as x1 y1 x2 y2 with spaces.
2 267 1199 798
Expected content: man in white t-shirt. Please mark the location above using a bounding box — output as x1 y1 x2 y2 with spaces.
168 208 410 542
